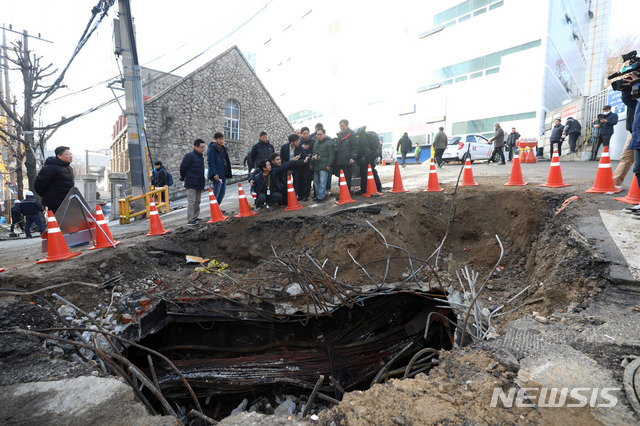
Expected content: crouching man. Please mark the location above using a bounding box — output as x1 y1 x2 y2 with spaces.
253 159 284 209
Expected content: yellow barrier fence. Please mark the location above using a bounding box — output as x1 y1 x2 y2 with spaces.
118 186 170 224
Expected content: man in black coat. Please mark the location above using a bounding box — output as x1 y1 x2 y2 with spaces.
396 132 412 167
562 117 582 154
20 191 45 238
152 161 169 202
550 119 565 155
506 127 521 161
179 139 206 225
34 146 75 213
250 131 275 170
279 134 308 198
334 119 359 192
10 200 24 234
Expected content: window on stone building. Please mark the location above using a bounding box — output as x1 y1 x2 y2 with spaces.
224 99 240 141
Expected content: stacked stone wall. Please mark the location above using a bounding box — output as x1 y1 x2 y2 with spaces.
144 47 293 175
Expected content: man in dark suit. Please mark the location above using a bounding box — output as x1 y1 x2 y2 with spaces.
279 134 308 198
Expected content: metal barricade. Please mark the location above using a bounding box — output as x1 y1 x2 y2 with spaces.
118 185 170 224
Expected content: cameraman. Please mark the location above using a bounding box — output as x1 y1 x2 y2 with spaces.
621 79 640 212
613 74 638 187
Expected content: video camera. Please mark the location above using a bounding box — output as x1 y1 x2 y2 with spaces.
608 50 640 99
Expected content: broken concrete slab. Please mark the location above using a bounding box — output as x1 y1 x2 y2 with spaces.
0 375 179 426
517 344 637 425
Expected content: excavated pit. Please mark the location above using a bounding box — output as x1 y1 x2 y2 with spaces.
125 291 455 418
1 188 611 422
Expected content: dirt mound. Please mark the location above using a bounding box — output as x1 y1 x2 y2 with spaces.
0 187 614 423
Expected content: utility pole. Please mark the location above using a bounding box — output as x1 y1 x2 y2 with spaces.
116 0 150 196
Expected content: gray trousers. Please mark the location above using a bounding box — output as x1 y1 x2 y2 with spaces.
186 188 202 223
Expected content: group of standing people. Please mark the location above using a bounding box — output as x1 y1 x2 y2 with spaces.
178 134 233 226
548 106 618 161
178 119 384 223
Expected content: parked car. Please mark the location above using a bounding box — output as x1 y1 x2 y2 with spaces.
441 134 505 163
382 150 396 165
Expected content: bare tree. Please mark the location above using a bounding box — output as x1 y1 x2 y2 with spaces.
0 0 115 198
605 34 640 89
0 39 67 197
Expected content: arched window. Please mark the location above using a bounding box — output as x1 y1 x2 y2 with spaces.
224 99 240 140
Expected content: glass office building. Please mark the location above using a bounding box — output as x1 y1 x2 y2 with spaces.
410 0 611 140
247 0 610 144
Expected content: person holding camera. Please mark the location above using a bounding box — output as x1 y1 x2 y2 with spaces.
613 74 638 187
591 105 618 160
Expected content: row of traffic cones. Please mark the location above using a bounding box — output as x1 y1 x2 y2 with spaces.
385 146 632 196
19 147 638 269
36 205 123 264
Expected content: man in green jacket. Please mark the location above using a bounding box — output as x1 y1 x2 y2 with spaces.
433 127 448 168
310 128 335 203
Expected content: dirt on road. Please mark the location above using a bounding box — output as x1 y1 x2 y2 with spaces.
0 178 627 424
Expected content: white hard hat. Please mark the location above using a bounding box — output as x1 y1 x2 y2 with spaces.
14 199 21 204
25 190 34 196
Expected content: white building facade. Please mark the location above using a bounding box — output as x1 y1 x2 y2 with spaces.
408 0 611 143
246 0 611 149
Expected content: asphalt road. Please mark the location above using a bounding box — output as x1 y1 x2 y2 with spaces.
0 158 638 275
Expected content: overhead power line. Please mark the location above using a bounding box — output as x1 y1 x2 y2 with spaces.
42 0 276 128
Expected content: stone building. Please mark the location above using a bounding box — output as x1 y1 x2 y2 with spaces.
110 46 293 182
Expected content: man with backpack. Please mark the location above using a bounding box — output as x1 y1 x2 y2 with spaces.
562 117 582 154
151 161 173 202
357 126 382 194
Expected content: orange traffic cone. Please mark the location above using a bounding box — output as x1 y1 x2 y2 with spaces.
390 161 408 193
337 169 356 205
146 200 170 236
90 205 121 250
540 150 571 188
614 175 640 205
424 158 444 192
236 183 258 217
37 211 82 264
206 188 229 223
505 152 528 186
461 159 479 186
525 147 537 164
285 175 303 211
0 267 5 273
586 147 623 194
381 157 386 166
363 164 382 197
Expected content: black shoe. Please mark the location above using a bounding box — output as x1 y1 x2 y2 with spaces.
623 205 640 213
303 198 309 202
500 162 506 165
316 198 325 203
